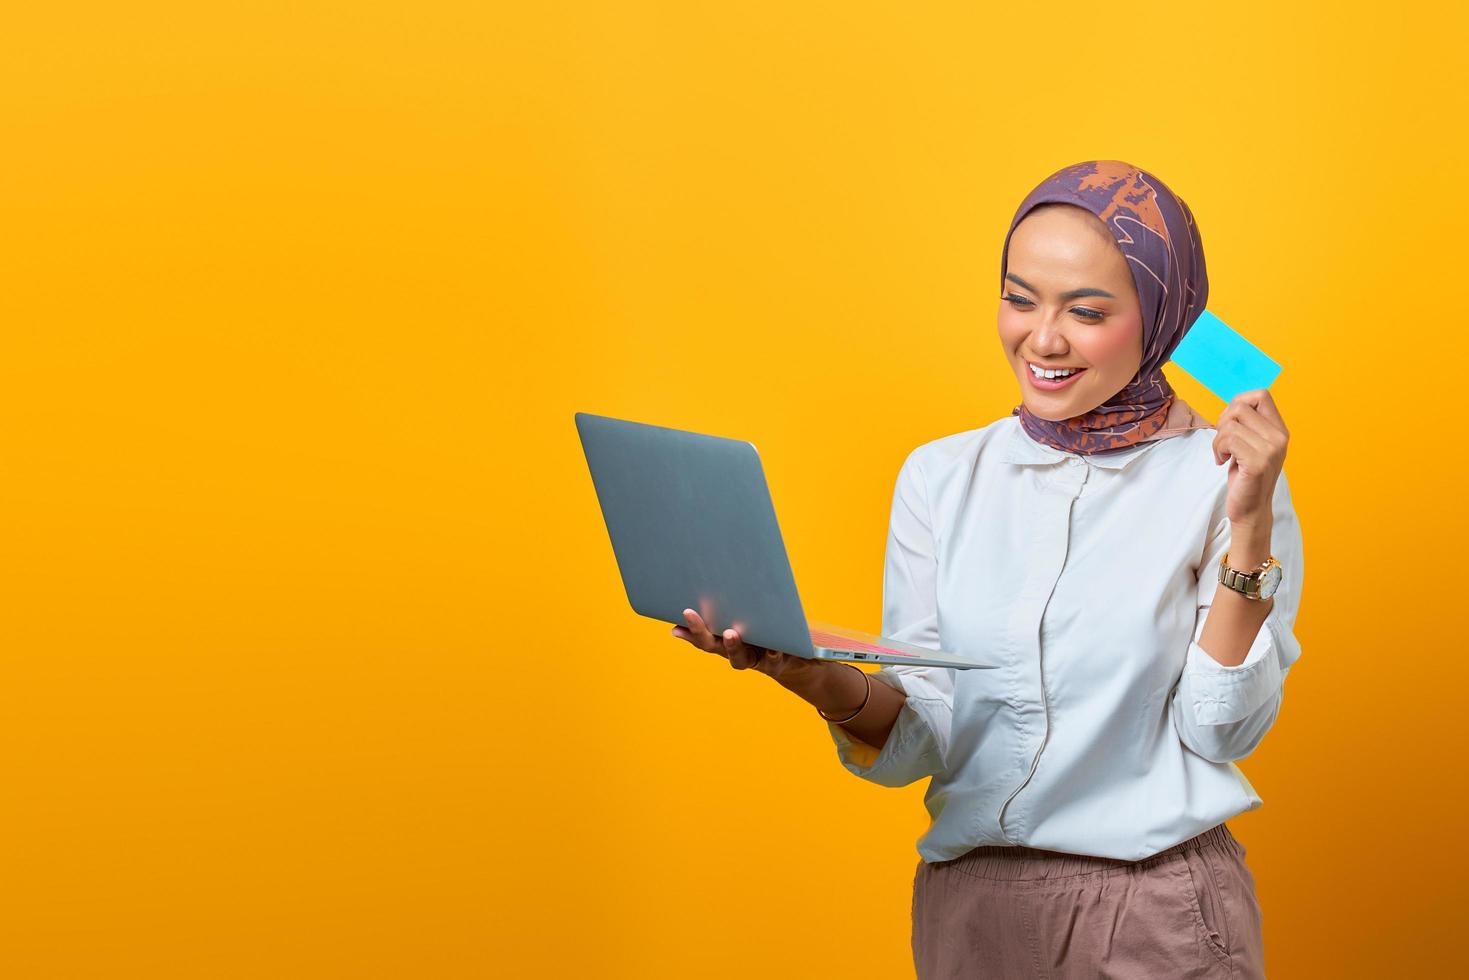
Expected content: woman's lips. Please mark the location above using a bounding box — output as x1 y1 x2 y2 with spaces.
1026 364 1087 391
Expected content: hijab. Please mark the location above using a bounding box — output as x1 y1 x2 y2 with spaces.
1002 160 1214 455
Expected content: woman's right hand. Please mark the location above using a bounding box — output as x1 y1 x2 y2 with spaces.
671 609 810 682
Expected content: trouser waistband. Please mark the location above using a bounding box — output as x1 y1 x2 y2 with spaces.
936 822 1239 881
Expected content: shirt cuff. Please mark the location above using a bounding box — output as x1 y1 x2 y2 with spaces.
825 671 936 782
1183 607 1286 726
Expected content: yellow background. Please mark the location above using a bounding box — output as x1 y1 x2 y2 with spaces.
3 2 1464 977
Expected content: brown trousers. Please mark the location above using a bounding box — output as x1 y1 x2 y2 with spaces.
912 822 1265 979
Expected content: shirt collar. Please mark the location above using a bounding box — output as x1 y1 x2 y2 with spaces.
1000 416 1163 471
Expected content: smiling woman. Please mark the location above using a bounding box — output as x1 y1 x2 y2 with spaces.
999 202 1145 413
857 161 1290 979
676 160 1299 979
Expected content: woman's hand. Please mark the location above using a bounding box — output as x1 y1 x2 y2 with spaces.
1212 388 1289 529
671 609 810 681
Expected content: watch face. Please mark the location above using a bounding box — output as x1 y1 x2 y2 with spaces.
1259 563 1283 600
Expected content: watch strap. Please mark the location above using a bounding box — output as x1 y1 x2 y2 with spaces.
1218 552 1279 599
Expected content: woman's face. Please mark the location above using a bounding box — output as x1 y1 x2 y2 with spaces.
998 204 1144 421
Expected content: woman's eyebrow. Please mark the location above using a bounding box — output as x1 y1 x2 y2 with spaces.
1005 273 1116 301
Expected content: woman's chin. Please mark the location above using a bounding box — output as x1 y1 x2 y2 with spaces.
1026 406 1070 421
1021 394 1100 421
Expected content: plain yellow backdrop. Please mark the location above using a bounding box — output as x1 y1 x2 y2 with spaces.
3 2 1465 977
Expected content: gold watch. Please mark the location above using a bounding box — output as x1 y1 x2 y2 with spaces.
1218 552 1283 601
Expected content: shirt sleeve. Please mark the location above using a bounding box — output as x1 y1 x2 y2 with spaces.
826 449 956 788
1170 467 1305 764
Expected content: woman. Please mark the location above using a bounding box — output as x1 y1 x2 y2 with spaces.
673 160 1301 979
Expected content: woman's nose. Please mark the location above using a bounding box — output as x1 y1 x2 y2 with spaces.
1028 331 1069 356
1027 317 1072 354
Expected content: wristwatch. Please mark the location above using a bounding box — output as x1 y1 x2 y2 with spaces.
1218 552 1283 601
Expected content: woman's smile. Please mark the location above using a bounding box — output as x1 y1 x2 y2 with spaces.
1025 359 1089 391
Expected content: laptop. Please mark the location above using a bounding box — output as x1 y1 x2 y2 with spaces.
574 412 997 670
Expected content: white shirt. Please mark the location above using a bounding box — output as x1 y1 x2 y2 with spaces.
828 414 1305 862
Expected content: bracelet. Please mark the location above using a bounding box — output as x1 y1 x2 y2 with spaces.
817 662 872 725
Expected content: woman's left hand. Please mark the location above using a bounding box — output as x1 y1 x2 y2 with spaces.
1212 388 1290 529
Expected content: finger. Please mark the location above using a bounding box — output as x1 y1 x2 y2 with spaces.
1230 389 1290 439
1230 401 1287 446
723 629 752 669
1224 425 1271 475
1214 413 1266 464
673 625 718 655
1228 389 1275 416
1247 389 1288 432
683 608 715 645
736 634 762 669
728 630 765 669
1213 428 1232 465
683 611 725 654
1212 403 1239 464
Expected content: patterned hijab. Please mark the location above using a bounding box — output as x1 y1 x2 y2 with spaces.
1002 160 1214 455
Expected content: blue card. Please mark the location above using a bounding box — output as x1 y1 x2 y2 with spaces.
1168 309 1281 403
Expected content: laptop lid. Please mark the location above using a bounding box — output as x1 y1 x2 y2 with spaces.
575 411 818 658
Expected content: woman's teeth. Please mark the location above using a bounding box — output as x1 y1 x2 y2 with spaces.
1029 364 1082 379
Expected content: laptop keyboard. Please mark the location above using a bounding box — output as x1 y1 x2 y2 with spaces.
809 629 923 658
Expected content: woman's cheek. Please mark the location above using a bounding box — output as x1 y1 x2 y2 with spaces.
1080 318 1143 371
996 310 1025 349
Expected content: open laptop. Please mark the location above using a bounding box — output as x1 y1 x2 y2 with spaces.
574 412 997 670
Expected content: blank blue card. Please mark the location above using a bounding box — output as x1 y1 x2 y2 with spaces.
1169 310 1281 403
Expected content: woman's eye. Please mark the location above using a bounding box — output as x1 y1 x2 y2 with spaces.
1005 295 1103 321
